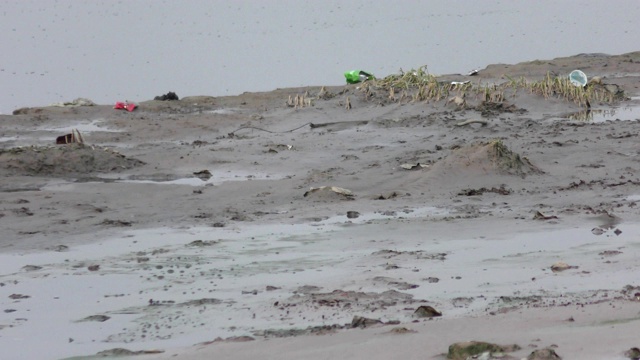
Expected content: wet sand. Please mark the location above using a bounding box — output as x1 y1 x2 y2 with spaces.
1 52 640 360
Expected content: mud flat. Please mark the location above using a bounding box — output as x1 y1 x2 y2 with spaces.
1 52 640 360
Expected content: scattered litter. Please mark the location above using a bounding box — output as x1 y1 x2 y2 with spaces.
114 101 137 112
467 69 479 76
49 98 96 107
569 70 588 87
344 70 374 84
154 91 179 101
56 128 85 145
550 261 577 272
400 163 429 170
451 81 470 86
303 186 353 199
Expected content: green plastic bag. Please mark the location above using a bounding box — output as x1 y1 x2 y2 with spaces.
344 70 374 84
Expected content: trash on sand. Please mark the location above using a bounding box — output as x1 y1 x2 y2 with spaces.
451 81 470 86
49 98 96 107
569 70 588 87
400 163 429 170
467 69 479 76
154 91 179 101
56 128 84 145
303 186 353 198
550 261 577 272
114 101 137 112
344 70 374 84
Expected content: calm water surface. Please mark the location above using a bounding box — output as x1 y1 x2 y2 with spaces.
1 0 639 114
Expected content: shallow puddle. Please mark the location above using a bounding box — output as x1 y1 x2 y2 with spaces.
565 106 640 122
119 171 286 186
38 119 121 133
1 219 638 360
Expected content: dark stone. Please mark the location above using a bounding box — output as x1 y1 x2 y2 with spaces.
346 211 360 219
414 305 442 318
154 91 179 101
351 316 383 328
447 341 507 360
527 348 562 360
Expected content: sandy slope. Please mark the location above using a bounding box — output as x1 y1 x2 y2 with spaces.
1 52 640 360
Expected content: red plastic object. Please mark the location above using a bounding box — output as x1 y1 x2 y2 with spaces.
114 101 137 112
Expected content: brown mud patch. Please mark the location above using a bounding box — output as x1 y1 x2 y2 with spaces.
428 140 542 178
0 144 145 177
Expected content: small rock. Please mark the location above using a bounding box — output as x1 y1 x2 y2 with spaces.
387 327 416 334
8 294 30 300
624 347 640 360
527 348 562 360
346 211 360 219
413 305 442 318
351 316 383 328
22 265 42 272
193 169 212 180
447 341 508 360
49 245 69 252
186 240 219 247
87 265 100 271
79 315 110 322
550 262 576 272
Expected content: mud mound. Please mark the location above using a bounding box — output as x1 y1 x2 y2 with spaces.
0 144 145 177
429 140 542 178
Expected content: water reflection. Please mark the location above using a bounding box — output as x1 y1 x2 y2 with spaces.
566 107 640 122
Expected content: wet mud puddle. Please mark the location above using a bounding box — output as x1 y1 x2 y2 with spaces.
565 105 640 122
1 218 639 360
